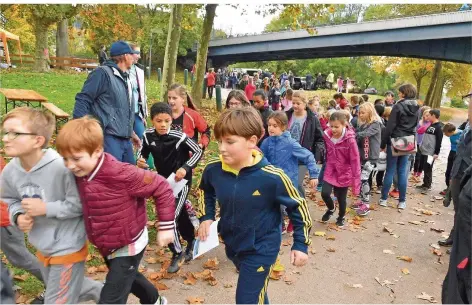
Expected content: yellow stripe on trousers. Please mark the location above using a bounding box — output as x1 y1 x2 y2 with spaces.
258 264 274 305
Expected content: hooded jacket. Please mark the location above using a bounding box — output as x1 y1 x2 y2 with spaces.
441 164 471 304
74 60 133 139
286 108 326 163
451 125 471 180
197 150 312 257
381 99 420 149
323 128 361 194
2 149 86 257
260 131 319 187
356 120 382 163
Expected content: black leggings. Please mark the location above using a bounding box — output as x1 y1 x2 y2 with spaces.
321 182 348 219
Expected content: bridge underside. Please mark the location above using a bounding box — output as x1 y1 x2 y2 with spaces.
207 23 472 67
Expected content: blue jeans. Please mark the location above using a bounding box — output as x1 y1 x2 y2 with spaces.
104 134 135 164
133 114 146 141
381 145 409 202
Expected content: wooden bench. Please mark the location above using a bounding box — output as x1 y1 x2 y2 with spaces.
42 102 70 132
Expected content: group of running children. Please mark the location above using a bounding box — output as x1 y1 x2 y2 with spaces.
0 81 460 304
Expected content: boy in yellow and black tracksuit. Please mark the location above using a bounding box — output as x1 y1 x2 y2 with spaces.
198 150 312 304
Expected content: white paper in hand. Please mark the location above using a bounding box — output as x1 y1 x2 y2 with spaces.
166 173 188 198
193 220 220 259
427 155 434 165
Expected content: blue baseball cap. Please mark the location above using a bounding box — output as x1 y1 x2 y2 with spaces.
109 40 135 57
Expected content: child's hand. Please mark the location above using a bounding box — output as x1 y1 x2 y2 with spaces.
17 214 34 232
175 168 187 181
157 230 174 247
290 250 308 266
197 220 214 241
137 158 149 169
309 179 318 189
21 198 46 217
433 154 438 160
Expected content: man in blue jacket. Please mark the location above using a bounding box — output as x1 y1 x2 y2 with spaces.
74 40 141 164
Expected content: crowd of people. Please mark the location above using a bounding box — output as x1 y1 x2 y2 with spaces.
0 39 470 304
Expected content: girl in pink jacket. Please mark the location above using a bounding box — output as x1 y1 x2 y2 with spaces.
321 111 361 227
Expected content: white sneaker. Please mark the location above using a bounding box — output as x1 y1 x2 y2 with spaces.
397 202 406 210
379 199 388 207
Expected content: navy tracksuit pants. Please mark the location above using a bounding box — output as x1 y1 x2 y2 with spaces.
225 247 276 304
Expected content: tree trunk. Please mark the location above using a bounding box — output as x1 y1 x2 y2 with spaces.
431 76 444 109
190 4 217 108
33 19 51 72
161 4 184 102
415 77 422 99
425 60 442 106
56 18 69 70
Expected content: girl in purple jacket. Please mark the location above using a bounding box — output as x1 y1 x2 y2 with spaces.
321 111 361 227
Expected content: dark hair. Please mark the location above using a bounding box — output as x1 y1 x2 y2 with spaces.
375 104 385 117
350 95 362 105
268 111 289 129
225 90 250 108
253 89 267 101
429 109 440 119
150 102 172 119
385 91 394 97
333 93 344 100
168 83 197 110
328 99 336 108
362 94 369 102
442 122 456 134
398 83 417 99
286 88 294 100
329 111 347 124
374 99 384 105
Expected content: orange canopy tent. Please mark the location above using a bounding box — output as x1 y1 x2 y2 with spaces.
0 29 22 66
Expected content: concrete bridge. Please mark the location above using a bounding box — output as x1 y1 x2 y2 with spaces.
205 11 472 66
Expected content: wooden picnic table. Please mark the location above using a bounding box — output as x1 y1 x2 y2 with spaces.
0 88 48 113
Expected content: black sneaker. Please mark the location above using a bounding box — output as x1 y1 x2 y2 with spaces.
167 252 184 273
421 187 432 195
322 209 336 222
30 290 45 304
184 240 195 262
438 238 453 247
415 184 427 190
336 217 345 227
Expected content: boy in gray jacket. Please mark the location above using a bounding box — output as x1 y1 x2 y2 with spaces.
1 108 102 303
418 109 443 194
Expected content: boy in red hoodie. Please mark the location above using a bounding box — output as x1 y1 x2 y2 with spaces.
56 117 176 304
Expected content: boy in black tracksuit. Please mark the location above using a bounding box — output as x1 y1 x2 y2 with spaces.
418 109 443 193
137 103 203 273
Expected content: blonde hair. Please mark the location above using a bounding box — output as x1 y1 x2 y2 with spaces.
2 107 55 149
420 106 431 119
383 106 392 119
214 108 264 140
358 102 379 126
292 91 307 104
56 116 104 156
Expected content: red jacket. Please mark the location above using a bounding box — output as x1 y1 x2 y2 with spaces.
182 106 211 149
207 72 216 86
75 153 175 257
245 84 256 101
